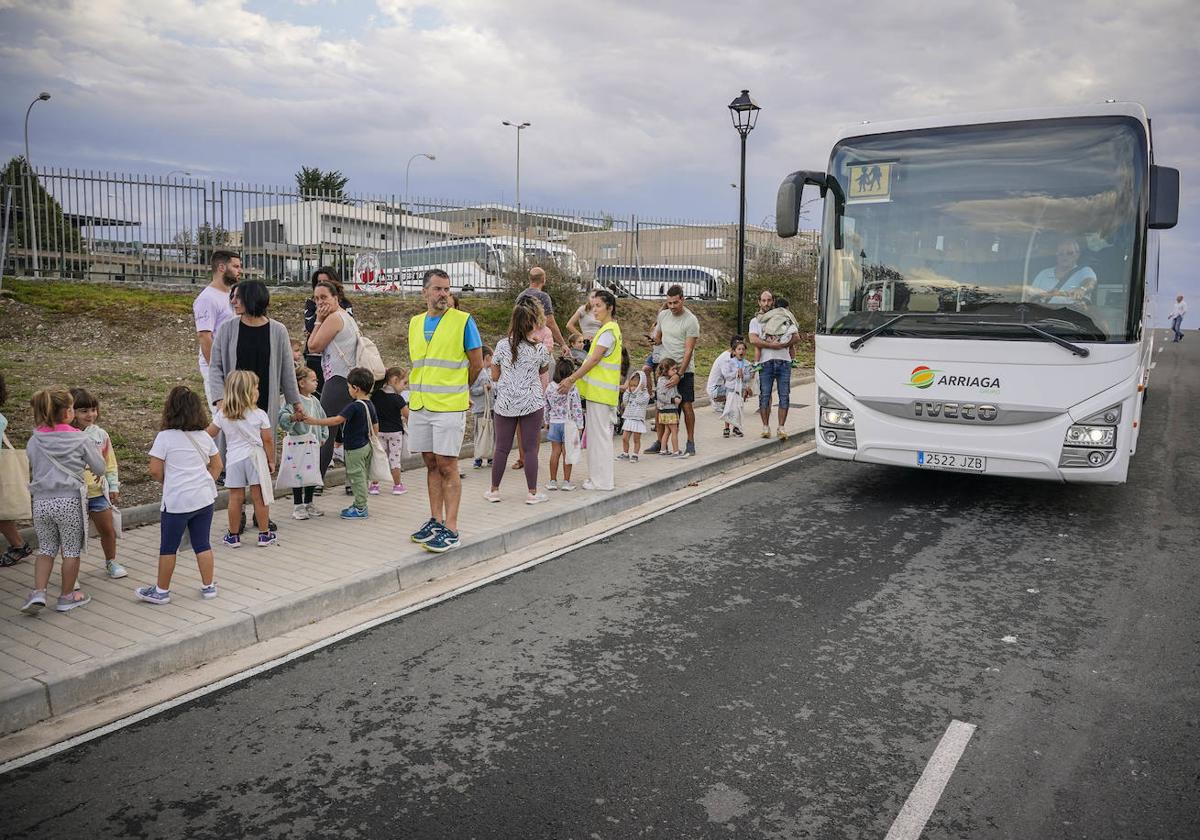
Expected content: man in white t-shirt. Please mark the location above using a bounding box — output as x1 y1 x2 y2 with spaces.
1169 294 1187 342
644 285 701 457
749 288 799 439
194 249 241 404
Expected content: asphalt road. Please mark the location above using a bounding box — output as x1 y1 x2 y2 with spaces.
3 333 1198 839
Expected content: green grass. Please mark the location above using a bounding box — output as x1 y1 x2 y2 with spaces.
3 277 198 315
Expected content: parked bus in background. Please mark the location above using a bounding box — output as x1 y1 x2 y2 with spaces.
595 264 728 299
776 102 1179 484
368 237 582 293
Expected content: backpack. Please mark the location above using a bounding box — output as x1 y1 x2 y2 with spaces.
335 315 386 381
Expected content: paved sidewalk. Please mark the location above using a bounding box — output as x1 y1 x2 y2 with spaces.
0 381 815 733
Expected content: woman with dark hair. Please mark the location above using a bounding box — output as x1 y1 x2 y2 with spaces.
304 267 353 393
306 278 363 480
484 302 552 505
559 289 621 490
208 280 304 429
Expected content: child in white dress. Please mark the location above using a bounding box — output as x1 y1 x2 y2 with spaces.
619 371 650 462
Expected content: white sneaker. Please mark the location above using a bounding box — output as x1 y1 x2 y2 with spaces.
559 481 576 491
292 503 310 521
483 490 502 503
760 427 771 439
778 427 789 440
615 452 629 461
306 502 324 517
525 492 549 505
545 479 559 491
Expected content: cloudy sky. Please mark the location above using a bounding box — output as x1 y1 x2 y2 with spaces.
1 0 1197 318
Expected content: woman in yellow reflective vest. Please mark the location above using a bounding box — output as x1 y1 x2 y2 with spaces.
560 289 621 490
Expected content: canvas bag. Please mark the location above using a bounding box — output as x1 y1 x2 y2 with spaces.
334 315 386 381
563 419 583 466
275 432 321 490
357 400 393 484
0 434 32 521
473 385 495 460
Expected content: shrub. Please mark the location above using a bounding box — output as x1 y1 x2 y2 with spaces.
498 259 581 322
720 256 817 336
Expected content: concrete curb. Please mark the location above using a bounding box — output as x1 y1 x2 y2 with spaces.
1 377 815 733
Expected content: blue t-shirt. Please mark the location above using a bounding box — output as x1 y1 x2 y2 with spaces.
423 313 482 351
339 400 378 451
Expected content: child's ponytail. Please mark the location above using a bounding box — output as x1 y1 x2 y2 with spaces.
31 387 73 428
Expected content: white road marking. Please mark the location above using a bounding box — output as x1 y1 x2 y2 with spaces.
884 719 977 840
0 447 817 776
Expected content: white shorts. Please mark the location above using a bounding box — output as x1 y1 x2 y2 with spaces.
407 409 466 458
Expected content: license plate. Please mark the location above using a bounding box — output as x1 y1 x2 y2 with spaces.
916 451 986 473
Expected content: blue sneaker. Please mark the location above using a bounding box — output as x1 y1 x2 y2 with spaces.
222 532 241 548
423 527 460 553
135 585 171 605
410 517 443 544
340 505 369 520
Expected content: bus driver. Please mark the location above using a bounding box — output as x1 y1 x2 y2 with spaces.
1030 237 1097 305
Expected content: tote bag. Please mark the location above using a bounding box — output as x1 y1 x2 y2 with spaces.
358 401 394 484
275 432 321 490
563 419 583 466
0 434 32 521
473 386 495 461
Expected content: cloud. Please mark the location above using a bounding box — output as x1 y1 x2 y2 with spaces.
0 0 1198 305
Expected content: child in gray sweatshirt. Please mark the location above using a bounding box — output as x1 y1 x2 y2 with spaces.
20 387 106 616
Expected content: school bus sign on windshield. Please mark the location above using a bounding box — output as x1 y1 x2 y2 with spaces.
846 162 893 202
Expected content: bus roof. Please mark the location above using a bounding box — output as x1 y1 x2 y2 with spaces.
833 101 1150 145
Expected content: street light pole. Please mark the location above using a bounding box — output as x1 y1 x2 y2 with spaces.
728 89 760 334
401 153 435 281
23 91 51 276
502 120 530 267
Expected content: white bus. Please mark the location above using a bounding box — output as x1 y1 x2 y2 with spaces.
369 237 581 293
594 264 727 299
776 102 1179 484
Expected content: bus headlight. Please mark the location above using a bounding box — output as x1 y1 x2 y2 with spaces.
821 408 855 427
818 389 854 427
1064 425 1115 448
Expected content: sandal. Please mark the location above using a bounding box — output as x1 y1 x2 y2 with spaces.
511 460 524 470
1 544 33 567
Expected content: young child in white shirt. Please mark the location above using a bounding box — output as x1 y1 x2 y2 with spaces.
208 370 275 548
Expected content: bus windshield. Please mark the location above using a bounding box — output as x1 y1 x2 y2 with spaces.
821 117 1146 342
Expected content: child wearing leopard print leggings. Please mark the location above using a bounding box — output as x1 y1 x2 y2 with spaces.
20 387 106 615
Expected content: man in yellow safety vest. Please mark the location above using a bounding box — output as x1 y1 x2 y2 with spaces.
407 269 484 553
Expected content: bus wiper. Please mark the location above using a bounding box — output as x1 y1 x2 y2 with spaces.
849 313 912 350
973 321 1090 357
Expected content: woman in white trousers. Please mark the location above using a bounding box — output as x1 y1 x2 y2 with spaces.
561 290 621 491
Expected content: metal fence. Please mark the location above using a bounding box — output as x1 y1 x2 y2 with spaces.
0 167 818 299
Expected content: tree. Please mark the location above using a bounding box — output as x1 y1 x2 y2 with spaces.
2 155 84 257
196 222 230 247
295 166 349 201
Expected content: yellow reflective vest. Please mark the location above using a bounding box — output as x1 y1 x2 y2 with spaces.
408 308 471 412
576 320 622 406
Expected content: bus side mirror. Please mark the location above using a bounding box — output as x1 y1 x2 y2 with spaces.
776 170 846 247
1149 165 1179 230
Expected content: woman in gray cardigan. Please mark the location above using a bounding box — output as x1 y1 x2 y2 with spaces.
207 280 303 426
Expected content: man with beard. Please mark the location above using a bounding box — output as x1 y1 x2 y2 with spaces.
195 250 242 406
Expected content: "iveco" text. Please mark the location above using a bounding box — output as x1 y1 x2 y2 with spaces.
913 402 999 421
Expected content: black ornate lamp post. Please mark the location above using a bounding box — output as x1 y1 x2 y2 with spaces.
728 89 760 333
